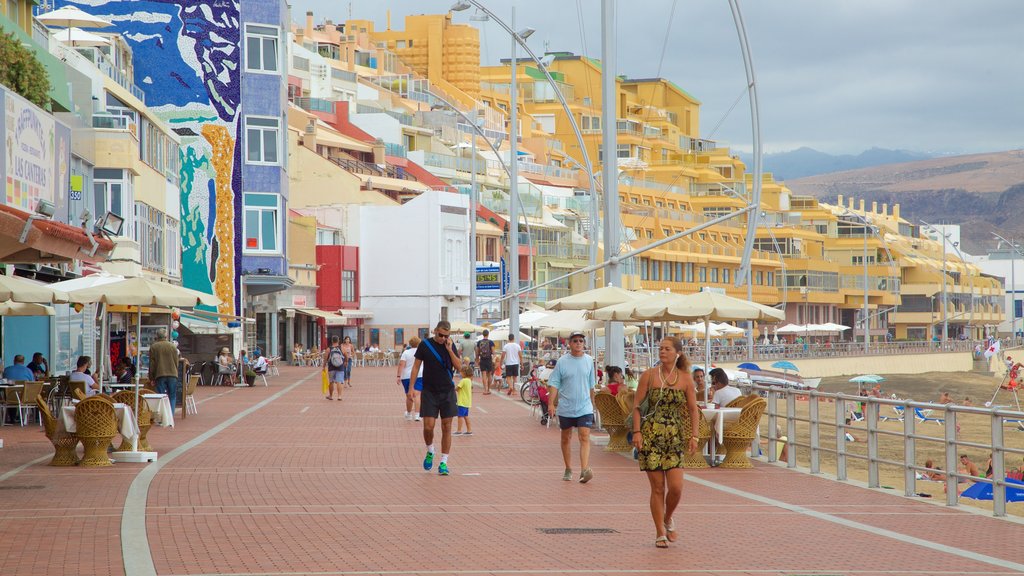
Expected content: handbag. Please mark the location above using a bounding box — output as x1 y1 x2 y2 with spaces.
624 387 664 432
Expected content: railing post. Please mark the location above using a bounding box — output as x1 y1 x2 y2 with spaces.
766 389 778 463
809 392 820 474
836 397 847 480
904 407 916 497
786 392 797 468
944 410 958 507
866 401 879 488
991 412 1006 517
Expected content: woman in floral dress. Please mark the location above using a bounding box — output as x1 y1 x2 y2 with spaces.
630 337 700 548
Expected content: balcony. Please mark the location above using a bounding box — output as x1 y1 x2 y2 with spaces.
616 119 642 136
383 142 407 158
55 44 145 103
421 152 485 175
679 136 718 152
294 97 336 114
330 157 412 180
516 159 578 181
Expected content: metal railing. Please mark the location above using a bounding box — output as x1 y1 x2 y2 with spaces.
294 97 335 114
753 384 1024 517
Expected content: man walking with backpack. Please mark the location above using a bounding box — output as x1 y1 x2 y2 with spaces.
407 321 462 476
476 329 495 394
322 335 347 401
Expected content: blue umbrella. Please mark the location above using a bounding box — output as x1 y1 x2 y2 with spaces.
960 477 1024 503
738 362 761 371
771 360 799 373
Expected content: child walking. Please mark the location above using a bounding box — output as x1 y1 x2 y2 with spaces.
455 365 473 435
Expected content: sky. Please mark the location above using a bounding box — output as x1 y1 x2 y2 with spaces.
288 0 1023 156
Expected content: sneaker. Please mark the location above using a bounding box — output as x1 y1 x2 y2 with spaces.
452 431 463 436
438 462 450 476
415 415 422 421
463 431 473 436
562 468 573 481
423 451 434 471
579 468 594 484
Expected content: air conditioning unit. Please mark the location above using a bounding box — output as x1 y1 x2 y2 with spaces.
305 119 316 134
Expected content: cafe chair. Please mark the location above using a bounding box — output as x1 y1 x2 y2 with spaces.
184 375 199 415
112 391 154 452
74 397 118 467
72 388 87 402
36 396 79 466
1 382 25 426
720 397 768 469
681 408 712 469
594 393 630 452
725 395 749 408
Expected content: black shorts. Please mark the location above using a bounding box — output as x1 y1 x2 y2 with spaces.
420 388 458 419
558 413 595 430
479 357 494 372
504 364 519 378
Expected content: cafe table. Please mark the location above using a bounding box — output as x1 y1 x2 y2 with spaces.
701 406 742 463
61 400 139 445
143 393 174 427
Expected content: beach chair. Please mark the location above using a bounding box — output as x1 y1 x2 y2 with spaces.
880 406 905 422
848 407 865 422
914 407 944 425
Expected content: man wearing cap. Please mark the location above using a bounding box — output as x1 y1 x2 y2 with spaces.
547 330 597 483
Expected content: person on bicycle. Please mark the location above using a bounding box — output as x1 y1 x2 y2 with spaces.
547 330 597 483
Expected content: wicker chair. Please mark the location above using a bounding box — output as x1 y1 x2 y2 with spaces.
74 397 117 467
720 397 767 469
680 407 713 468
593 393 630 452
36 396 79 466
725 395 749 408
112 391 153 452
72 388 87 401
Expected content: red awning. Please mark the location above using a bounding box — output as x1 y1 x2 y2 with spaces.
0 204 114 264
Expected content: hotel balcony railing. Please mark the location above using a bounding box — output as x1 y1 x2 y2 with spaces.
295 97 336 114
330 156 412 180
616 119 642 135
517 159 578 181
383 142 407 158
56 44 145 103
422 152 487 175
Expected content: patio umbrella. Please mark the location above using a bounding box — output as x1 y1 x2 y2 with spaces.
488 309 550 329
771 360 800 374
448 320 487 333
538 325 640 339
0 301 55 316
544 285 646 311
960 477 1024 503
775 324 806 334
50 273 126 380
0 274 68 303
479 328 533 343
818 322 851 332
737 362 761 371
850 374 885 394
35 5 113 29
64 277 222 457
53 27 110 47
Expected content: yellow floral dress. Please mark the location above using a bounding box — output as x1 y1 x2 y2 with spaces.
639 387 686 471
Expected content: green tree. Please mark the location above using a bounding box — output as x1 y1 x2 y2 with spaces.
0 31 51 109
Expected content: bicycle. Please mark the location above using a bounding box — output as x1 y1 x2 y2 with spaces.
520 363 542 406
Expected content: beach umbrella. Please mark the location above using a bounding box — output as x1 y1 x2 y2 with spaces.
53 27 110 46
849 374 885 384
488 309 550 329
737 362 761 371
544 285 646 311
771 360 800 376
960 477 1024 503
50 273 126 380
775 324 805 334
479 328 532 343
0 274 68 303
538 325 640 339
818 322 851 332
0 301 55 316
36 5 112 29
448 320 487 333
64 277 221 456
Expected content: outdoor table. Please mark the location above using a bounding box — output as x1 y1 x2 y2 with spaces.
143 393 174 427
702 407 742 463
108 383 143 391
61 401 139 445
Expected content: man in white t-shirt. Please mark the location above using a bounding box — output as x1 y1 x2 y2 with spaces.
709 367 741 407
397 337 424 421
498 334 521 396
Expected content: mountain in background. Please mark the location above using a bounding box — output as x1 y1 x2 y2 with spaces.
783 150 1024 254
739 147 936 180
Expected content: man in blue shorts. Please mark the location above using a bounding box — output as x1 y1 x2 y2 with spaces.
547 330 597 483
407 321 462 476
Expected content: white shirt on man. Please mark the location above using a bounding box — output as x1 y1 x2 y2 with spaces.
70 371 97 396
712 385 742 407
502 342 521 367
399 348 423 380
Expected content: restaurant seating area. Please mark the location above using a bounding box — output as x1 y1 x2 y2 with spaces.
74 396 118 467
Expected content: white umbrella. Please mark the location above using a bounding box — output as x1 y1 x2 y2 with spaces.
53 27 110 47
478 328 532 343
544 285 646 311
36 5 112 29
818 322 851 332
487 310 549 329
50 273 126 382
448 320 487 333
775 324 806 334
64 277 222 458
0 274 67 303
538 325 640 338
710 322 746 335
0 301 55 316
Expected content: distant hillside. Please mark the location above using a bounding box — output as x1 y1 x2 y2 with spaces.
784 150 1024 254
740 147 935 180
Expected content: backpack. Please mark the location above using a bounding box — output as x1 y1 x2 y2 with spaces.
476 339 493 359
328 347 345 370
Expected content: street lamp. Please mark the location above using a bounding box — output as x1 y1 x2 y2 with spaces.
921 221 949 345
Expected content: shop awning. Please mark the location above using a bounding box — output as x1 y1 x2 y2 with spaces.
291 307 348 325
0 204 114 264
243 274 294 296
338 309 373 319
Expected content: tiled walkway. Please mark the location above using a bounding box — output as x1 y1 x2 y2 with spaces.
1 365 1022 575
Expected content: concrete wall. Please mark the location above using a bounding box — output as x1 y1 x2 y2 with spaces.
720 352 976 379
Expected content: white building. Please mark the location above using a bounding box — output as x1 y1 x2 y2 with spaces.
973 247 1023 336
358 190 471 343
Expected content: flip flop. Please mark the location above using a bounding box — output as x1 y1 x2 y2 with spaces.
325 396 333 401
655 536 669 548
665 518 677 542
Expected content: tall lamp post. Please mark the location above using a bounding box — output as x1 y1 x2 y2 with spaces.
993 233 1020 340
921 221 949 344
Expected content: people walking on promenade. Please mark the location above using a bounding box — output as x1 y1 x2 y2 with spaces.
149 329 182 411
476 329 495 394
499 334 521 396
397 337 424 421
407 321 462 476
631 337 700 548
546 330 597 484
323 336 347 401
455 365 473 435
459 332 477 369
341 336 356 387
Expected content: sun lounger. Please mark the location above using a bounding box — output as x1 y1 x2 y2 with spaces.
880 406 905 422
914 407 944 425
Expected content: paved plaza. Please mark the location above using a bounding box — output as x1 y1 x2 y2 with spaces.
1 365 1023 576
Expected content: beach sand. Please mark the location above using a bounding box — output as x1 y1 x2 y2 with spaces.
763 371 1024 516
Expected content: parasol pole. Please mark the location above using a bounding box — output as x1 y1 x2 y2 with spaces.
704 317 711 404
132 306 141 452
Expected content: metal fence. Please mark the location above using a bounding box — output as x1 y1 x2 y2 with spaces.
752 384 1024 517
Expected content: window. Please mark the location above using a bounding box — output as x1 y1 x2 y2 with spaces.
93 169 133 238
166 217 181 278
317 229 342 245
757 270 764 285
396 40 407 49
342 270 356 302
246 116 280 164
646 230 653 239
640 258 649 281
246 24 280 73
723 268 730 284
652 260 660 281
710 268 719 283
243 193 281 253
674 263 683 282
134 202 165 272
699 267 707 283
686 262 694 283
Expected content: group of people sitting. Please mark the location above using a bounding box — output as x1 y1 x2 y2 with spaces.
215 346 268 386
2 352 51 381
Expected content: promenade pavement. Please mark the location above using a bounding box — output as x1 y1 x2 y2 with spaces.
1 364 1023 575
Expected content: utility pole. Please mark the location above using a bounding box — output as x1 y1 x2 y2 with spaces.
469 114 478 325
601 0 623 367
508 6 520 340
